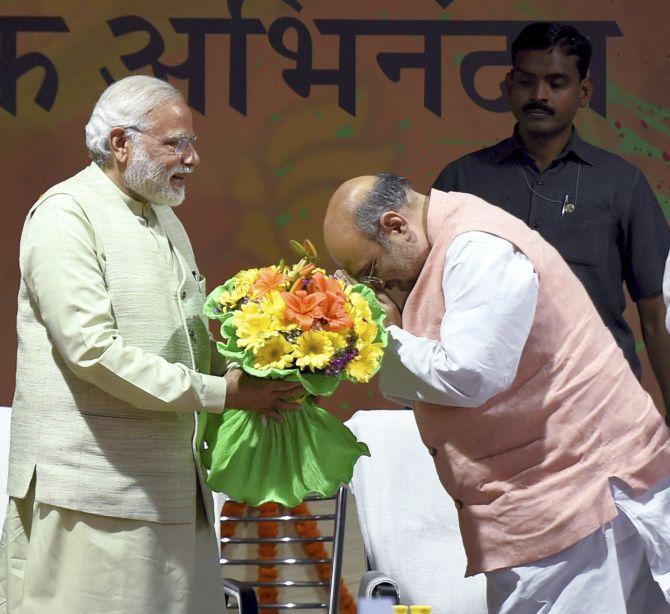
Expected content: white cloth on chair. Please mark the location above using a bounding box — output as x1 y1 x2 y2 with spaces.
0 407 10 530
212 491 229 548
346 409 487 614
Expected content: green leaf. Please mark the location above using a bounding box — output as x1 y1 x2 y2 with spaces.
203 281 238 321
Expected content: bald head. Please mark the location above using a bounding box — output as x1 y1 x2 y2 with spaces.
323 176 377 268
323 173 428 291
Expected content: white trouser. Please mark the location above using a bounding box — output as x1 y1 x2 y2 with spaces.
0 477 224 614
486 477 670 614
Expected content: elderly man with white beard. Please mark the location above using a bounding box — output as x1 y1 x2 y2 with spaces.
0 75 302 614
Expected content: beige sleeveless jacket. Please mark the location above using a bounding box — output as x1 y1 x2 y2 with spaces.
403 189 670 574
9 163 227 523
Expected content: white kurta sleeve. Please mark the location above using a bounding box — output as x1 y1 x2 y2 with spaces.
21 194 227 414
379 231 538 407
663 249 670 333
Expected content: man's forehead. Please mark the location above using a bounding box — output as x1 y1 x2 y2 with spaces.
343 242 378 276
148 100 194 133
324 176 378 270
513 47 580 76
327 233 375 274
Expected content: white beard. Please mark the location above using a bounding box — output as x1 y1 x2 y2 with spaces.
123 144 189 207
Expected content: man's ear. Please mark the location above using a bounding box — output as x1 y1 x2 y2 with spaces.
503 70 513 98
578 76 593 109
109 127 130 165
379 210 406 236
379 210 417 243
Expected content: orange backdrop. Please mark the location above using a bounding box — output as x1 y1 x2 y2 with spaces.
2 0 669 417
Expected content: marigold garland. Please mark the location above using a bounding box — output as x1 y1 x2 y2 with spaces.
220 500 247 540
258 502 280 613
290 502 356 614
219 500 356 613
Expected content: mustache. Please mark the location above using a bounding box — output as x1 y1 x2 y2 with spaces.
522 102 554 115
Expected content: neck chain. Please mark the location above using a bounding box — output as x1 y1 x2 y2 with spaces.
515 161 581 217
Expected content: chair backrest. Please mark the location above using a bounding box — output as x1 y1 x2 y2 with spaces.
217 486 350 612
345 410 488 614
0 406 11 530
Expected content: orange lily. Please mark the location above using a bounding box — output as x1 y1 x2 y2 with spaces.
315 292 353 332
252 266 289 298
281 290 326 330
307 271 346 298
289 276 308 293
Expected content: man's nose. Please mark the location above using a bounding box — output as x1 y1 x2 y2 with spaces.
531 80 550 101
182 143 200 166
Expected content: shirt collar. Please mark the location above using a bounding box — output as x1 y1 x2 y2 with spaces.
87 162 149 217
492 125 595 166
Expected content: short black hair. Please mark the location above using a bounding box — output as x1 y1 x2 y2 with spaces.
511 22 592 79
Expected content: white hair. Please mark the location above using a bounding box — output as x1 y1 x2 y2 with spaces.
85 75 184 166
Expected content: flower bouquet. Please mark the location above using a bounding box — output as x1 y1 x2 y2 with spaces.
201 240 387 507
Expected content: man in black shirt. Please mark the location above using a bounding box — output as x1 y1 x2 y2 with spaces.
432 22 670 421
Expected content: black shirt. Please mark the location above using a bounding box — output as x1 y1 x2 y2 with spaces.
432 127 670 378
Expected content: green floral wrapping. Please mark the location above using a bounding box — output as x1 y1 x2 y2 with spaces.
200 283 387 507
200 397 369 508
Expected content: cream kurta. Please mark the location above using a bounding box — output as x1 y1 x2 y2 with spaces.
1 164 228 613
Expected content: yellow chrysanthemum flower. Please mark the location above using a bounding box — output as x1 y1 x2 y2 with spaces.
232 302 274 350
261 290 287 324
346 343 384 383
218 268 259 305
293 331 335 372
216 283 250 309
347 292 372 322
252 334 294 370
355 320 378 347
337 278 351 295
234 268 261 288
215 292 236 310
326 331 349 352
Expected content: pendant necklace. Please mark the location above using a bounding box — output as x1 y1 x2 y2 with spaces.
516 161 581 217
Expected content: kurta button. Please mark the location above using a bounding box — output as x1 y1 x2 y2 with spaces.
428 446 437 457
181 290 187 300
195 367 201 373
189 329 195 338
531 220 541 229
455 499 464 511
